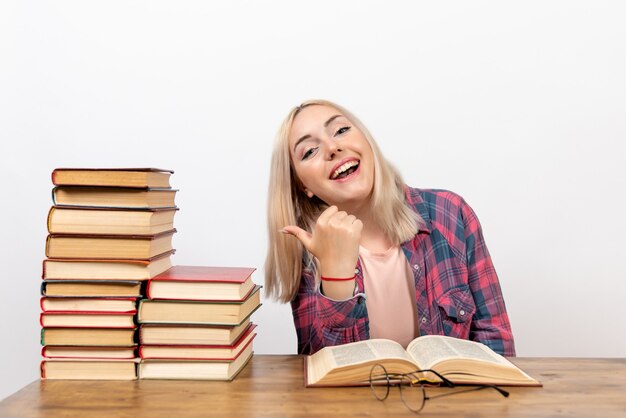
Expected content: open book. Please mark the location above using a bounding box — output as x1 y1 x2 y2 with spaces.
305 335 541 387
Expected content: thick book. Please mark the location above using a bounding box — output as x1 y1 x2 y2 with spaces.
40 297 137 313
306 336 541 387
137 285 261 325
41 280 142 297
52 186 178 209
42 345 137 359
40 312 136 328
139 318 253 346
42 251 173 280
138 344 253 381
47 206 178 235
45 230 176 259
139 325 257 360
41 328 136 346
52 168 173 188
146 265 256 301
41 358 138 380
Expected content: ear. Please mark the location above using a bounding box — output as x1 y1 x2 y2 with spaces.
304 189 314 198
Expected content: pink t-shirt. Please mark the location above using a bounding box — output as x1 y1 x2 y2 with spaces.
359 245 419 348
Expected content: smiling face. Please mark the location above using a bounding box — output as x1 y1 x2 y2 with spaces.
288 104 375 211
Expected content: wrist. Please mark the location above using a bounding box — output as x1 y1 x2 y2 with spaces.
319 260 357 280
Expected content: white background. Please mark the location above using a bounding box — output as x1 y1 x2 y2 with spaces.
1 0 625 401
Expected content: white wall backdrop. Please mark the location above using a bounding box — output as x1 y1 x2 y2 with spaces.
1 0 625 400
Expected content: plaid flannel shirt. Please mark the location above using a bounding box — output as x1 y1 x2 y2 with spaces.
290 187 516 356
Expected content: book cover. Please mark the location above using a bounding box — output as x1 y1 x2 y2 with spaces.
42 250 174 280
45 229 176 260
138 325 257 360
150 266 256 283
52 186 178 209
40 312 136 329
40 297 137 313
138 318 254 346
41 280 143 298
138 345 253 381
52 168 174 188
146 266 257 301
137 285 262 325
42 345 137 359
41 358 139 380
47 206 178 235
41 327 137 346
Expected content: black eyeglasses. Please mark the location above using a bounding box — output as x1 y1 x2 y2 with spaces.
369 364 510 414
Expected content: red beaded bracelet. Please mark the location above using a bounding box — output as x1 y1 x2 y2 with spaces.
320 275 356 281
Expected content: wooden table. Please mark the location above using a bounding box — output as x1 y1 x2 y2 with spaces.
1 356 625 417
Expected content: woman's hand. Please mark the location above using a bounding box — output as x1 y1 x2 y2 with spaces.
282 206 362 279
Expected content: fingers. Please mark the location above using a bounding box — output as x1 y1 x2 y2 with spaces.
282 206 363 259
317 205 339 225
327 211 360 233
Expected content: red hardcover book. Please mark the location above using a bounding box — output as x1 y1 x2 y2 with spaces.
146 265 256 301
139 324 257 360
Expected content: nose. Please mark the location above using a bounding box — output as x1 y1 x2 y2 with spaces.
324 138 342 161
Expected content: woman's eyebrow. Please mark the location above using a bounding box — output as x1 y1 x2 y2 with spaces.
293 114 345 152
323 114 344 127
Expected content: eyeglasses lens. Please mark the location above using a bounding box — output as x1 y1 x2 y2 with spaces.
399 378 426 413
369 364 390 401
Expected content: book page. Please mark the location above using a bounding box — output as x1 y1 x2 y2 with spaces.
407 336 509 370
329 339 414 367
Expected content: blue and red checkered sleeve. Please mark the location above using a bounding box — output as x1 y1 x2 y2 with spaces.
457 196 516 356
290 268 368 355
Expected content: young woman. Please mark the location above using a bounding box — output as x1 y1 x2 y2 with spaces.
265 99 515 356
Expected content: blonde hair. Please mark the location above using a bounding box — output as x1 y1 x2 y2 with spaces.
264 99 421 302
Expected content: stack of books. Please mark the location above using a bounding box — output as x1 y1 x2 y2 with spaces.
137 265 260 381
40 168 178 380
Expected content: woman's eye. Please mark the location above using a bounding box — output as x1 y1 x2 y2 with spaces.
302 147 318 160
335 126 351 136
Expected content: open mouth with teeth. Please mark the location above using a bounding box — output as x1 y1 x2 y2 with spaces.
330 160 360 180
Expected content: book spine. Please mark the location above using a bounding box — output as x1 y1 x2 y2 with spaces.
46 207 55 233
44 235 51 258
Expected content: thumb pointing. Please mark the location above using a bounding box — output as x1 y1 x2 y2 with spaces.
281 225 313 251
